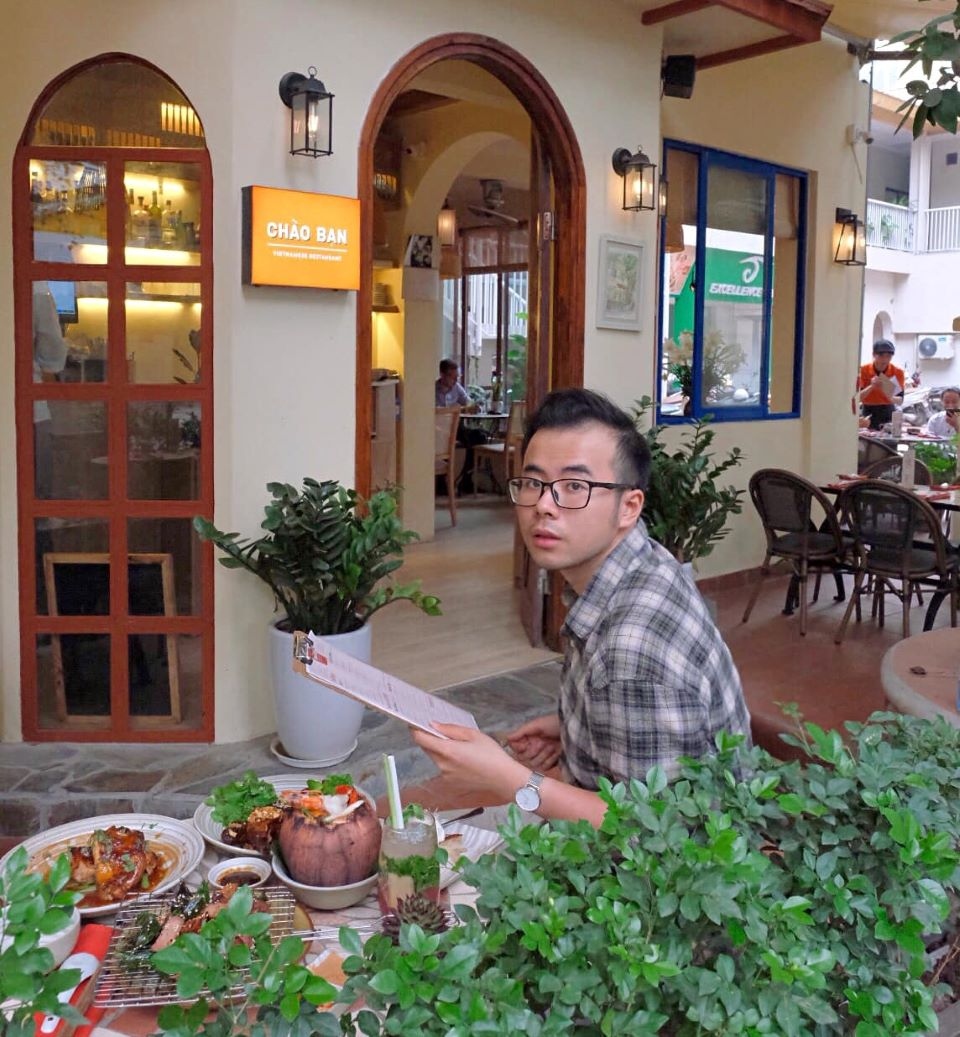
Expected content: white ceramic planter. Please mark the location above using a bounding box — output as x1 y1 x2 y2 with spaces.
268 623 369 764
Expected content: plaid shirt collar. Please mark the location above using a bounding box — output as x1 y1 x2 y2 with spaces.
563 521 654 643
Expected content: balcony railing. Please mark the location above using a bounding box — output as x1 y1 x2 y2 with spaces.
866 199 913 251
924 206 960 252
866 198 960 253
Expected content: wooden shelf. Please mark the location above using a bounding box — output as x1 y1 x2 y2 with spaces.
372 304 400 313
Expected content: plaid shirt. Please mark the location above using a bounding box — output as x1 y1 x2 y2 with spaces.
559 522 751 787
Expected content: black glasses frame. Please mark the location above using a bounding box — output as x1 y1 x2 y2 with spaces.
507 477 636 509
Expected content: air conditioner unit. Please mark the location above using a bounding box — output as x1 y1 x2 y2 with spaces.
917 333 955 360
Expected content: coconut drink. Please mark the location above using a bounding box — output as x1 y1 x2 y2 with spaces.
277 776 381 887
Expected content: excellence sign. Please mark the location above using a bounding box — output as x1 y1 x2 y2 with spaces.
241 186 360 290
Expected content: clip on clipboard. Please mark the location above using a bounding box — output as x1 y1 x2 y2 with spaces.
292 631 478 738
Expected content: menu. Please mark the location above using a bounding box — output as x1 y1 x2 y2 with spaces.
293 632 478 737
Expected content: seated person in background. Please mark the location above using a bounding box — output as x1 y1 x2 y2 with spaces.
435 358 484 493
435 358 469 408
413 388 751 828
926 386 960 439
858 339 905 430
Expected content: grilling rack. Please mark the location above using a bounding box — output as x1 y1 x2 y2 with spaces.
94 884 297 1008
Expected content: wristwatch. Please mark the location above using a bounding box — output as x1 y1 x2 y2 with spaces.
514 770 545 812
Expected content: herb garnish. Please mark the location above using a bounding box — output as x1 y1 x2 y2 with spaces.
305 773 354 795
402 803 425 822
380 849 442 892
205 772 278 826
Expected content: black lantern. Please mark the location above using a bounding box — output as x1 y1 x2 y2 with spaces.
279 67 333 158
834 207 866 266
612 146 657 212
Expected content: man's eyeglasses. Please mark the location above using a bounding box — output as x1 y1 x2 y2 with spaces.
507 477 636 510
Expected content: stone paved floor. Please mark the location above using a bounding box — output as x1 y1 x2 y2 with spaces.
0 661 562 837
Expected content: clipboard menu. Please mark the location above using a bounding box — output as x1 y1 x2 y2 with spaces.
292 631 478 738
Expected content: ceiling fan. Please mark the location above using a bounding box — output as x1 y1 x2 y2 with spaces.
467 178 521 225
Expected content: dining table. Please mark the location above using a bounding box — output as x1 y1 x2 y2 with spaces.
857 428 952 488
15 788 509 1037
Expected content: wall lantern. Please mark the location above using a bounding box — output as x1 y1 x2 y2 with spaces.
612 146 657 212
657 176 669 219
437 202 457 248
834 207 866 266
278 67 333 157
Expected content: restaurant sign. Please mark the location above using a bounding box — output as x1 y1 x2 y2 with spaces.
241 185 360 290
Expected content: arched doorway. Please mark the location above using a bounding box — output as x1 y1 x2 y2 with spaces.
355 34 585 648
13 54 214 741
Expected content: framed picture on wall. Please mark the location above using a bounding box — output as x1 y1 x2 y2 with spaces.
595 235 644 332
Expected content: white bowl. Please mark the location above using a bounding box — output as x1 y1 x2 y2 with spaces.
0 906 80 969
207 856 272 890
271 851 377 910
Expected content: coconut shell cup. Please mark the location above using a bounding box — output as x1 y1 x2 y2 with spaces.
278 793 382 886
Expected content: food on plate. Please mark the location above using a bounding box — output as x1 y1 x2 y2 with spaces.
115 881 268 969
277 776 381 887
222 804 285 854
54 825 168 907
205 772 283 852
439 833 464 867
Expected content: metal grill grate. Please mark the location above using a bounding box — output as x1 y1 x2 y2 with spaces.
94 885 296 1008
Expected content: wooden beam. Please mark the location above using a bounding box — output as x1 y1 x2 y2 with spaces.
641 0 712 26
713 0 830 42
696 32 810 69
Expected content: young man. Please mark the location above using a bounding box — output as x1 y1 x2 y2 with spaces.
435 358 469 408
413 388 751 827
926 386 960 439
858 340 905 430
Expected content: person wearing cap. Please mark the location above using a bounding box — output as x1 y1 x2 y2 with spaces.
858 340 905 430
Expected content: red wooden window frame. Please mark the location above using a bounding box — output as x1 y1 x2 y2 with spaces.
14 120 214 741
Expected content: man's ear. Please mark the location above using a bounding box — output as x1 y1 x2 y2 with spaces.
620 488 644 527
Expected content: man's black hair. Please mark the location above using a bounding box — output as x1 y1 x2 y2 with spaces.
521 388 651 492
439 358 459 375
872 339 895 355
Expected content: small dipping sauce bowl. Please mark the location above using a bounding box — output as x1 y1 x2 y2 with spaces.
208 856 272 890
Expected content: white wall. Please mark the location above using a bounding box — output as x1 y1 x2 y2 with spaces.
930 136 960 209
867 145 910 201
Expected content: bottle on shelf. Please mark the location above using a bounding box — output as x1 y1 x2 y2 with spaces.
161 200 180 247
131 195 150 247
30 170 42 205
148 191 162 247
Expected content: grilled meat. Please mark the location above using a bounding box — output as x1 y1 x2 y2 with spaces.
222 805 283 853
67 825 166 905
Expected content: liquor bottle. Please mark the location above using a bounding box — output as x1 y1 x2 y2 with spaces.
148 191 162 246
30 170 42 204
132 195 150 247
161 200 180 246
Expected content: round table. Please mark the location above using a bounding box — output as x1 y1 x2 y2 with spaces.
880 627 960 726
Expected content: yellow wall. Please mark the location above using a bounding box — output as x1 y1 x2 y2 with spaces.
660 38 870 576
0 0 865 742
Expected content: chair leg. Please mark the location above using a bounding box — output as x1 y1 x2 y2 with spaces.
742 555 772 624
798 560 809 636
902 582 911 640
835 570 866 644
833 571 846 602
447 468 457 525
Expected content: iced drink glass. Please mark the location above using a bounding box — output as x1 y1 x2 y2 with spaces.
378 812 440 911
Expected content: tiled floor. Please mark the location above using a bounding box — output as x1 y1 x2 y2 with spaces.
1 565 957 838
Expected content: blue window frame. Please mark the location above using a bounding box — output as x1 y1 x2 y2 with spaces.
657 140 807 423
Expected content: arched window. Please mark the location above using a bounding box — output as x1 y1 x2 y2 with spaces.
14 56 213 741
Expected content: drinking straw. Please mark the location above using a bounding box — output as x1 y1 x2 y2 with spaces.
383 753 404 830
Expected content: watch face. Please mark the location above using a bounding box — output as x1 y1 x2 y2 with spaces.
515 784 540 812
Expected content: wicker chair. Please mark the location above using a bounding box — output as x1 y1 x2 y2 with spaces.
857 436 899 474
861 456 932 486
434 406 461 526
833 479 959 643
742 469 849 636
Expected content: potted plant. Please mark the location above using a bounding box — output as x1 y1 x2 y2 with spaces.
632 396 745 567
331 710 960 1035
1 848 84 1037
194 478 440 763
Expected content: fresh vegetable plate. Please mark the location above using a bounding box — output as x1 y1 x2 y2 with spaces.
193 774 342 857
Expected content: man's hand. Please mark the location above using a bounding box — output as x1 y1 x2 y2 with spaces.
947 411 960 433
506 714 562 772
411 723 526 802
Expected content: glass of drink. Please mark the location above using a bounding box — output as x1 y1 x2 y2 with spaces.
377 811 440 912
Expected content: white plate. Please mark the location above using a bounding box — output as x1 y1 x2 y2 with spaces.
269 737 358 769
439 822 503 890
0 814 205 919
193 775 367 858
